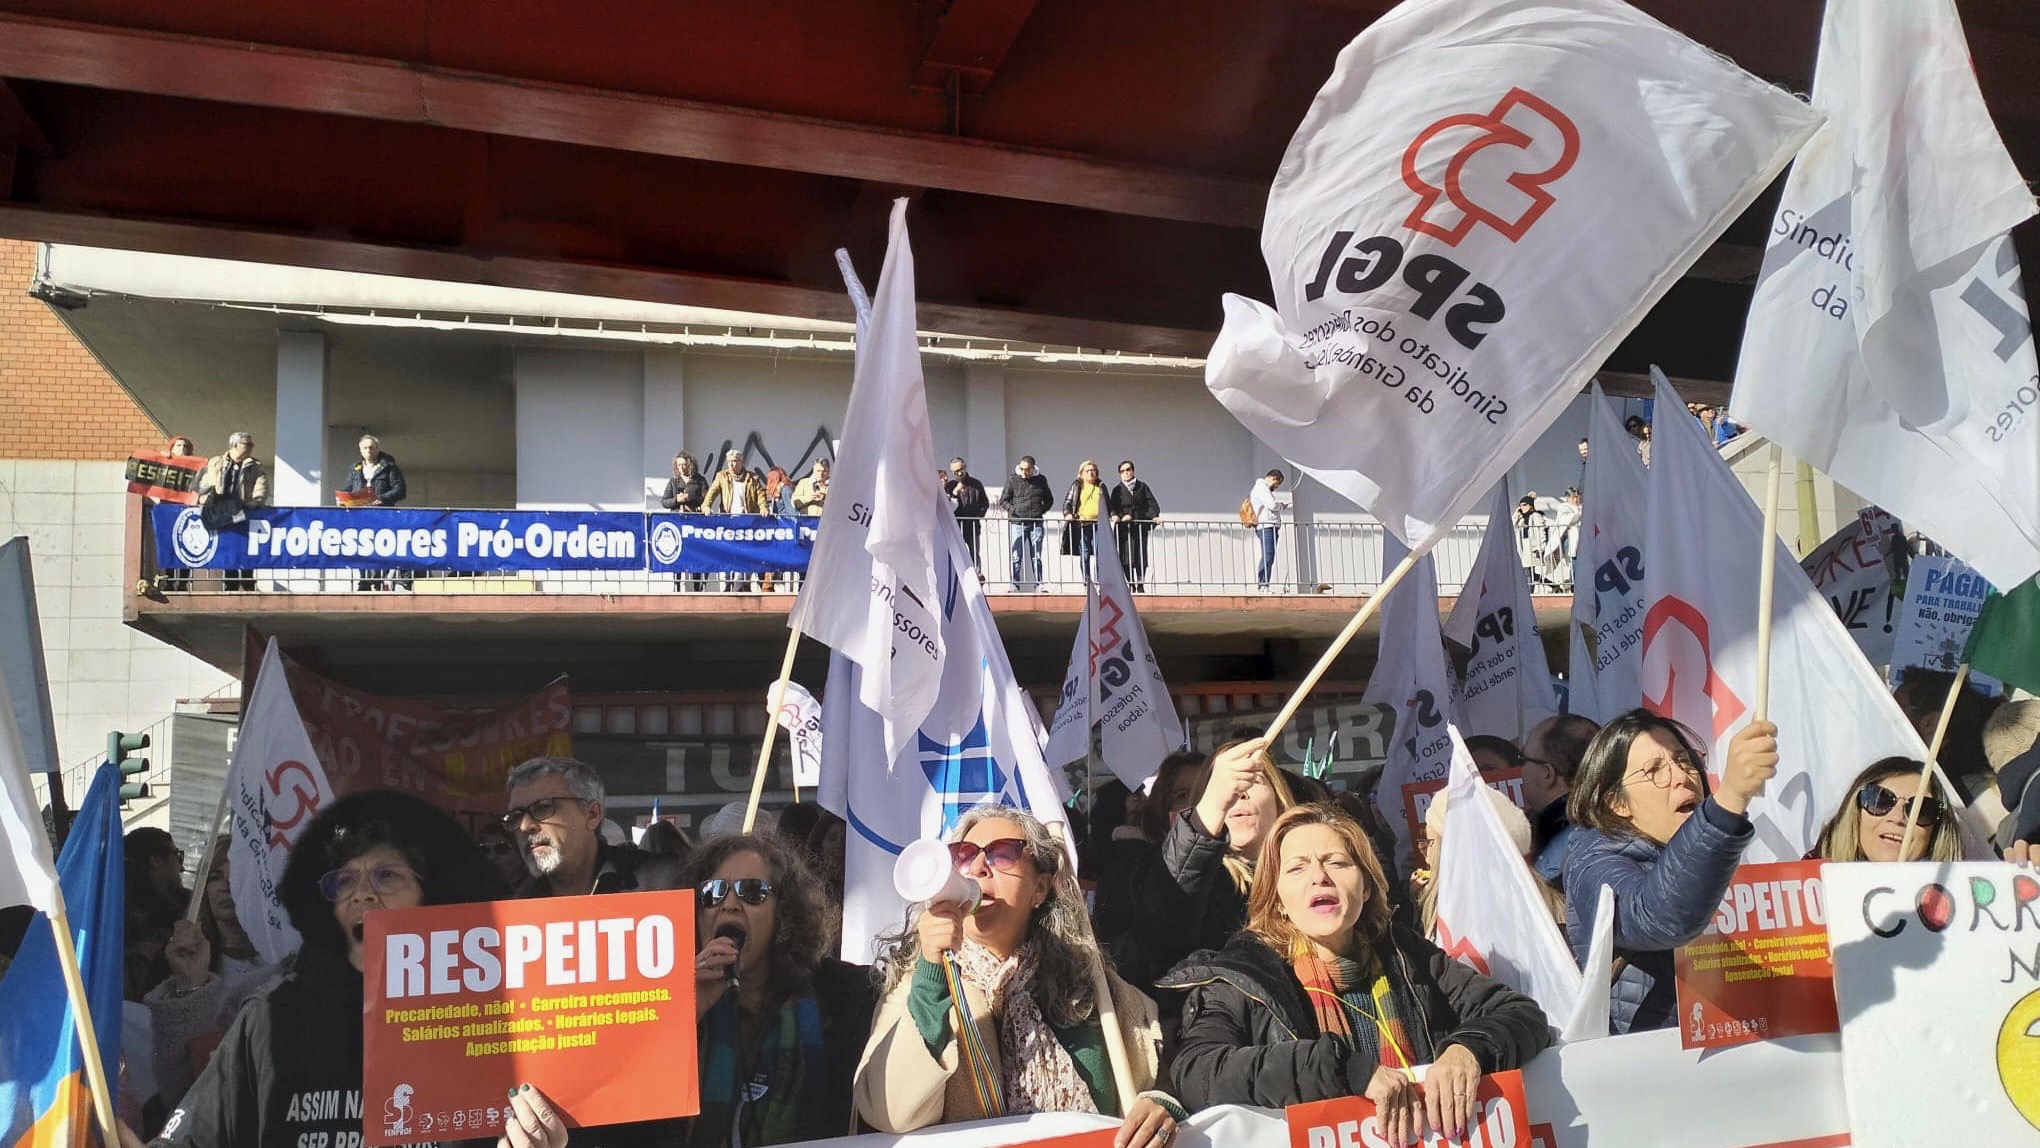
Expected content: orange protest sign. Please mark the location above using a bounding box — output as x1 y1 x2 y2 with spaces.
361 889 699 1145
1401 767 1526 855
1674 859 1838 1050
125 451 206 503
1286 1069 1528 1148
1009 1132 1118 1148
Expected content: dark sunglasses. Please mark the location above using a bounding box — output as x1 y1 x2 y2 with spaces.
948 838 1029 874
501 795 590 831
318 863 420 903
698 878 775 906
1856 782 1943 827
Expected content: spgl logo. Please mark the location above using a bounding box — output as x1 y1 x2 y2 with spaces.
1301 89 1579 352
1399 688 1445 763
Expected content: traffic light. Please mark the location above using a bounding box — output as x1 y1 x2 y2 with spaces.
110 730 152 802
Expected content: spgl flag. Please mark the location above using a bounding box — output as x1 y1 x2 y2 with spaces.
797 199 945 765
1641 369 1988 862
1444 484 1556 742
229 638 336 965
1567 383 1650 721
819 507 1070 964
1432 726 1580 1030
0 764 123 1147
1205 0 1817 549
1728 0 2040 589
1362 535 1456 873
1044 508 1181 789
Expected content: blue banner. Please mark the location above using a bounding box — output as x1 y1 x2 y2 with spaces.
645 514 814 574
153 504 814 575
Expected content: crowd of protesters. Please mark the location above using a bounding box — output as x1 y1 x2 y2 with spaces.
72 657 2039 1148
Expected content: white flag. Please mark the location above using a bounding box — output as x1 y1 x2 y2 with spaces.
1729 0 2040 589
1567 383 1651 721
1044 523 1181 789
1363 535 1456 872
1432 725 1580 1029
1444 485 1556 741
0 668 57 914
1641 369 1987 862
1205 0 1818 549
228 639 336 965
796 199 945 764
819 508 1071 964
769 682 824 791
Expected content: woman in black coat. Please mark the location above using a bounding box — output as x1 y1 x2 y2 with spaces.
660 451 710 590
1160 804 1549 1144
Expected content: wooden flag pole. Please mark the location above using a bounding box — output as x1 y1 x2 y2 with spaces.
1046 821 1139 1115
743 593 813 833
46 892 119 1147
1263 546 1425 746
183 781 234 921
1898 662 1969 861
1752 445 1784 722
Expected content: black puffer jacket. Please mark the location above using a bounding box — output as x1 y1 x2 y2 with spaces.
342 452 408 506
1158 927 1552 1111
155 790 504 1148
1156 808 1250 968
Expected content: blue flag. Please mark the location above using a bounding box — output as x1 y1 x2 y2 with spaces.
0 764 125 1146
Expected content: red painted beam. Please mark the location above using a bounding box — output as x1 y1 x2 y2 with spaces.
915 0 1041 94
0 12 1265 227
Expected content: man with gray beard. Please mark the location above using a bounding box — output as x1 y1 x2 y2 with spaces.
503 757 645 897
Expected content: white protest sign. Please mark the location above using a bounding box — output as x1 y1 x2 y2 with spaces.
1800 508 1902 667
1888 554 1998 692
1824 861 2040 1146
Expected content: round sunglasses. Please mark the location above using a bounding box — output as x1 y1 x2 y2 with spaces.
947 837 1029 875
318 863 420 903
1856 782 1943 827
698 878 775 906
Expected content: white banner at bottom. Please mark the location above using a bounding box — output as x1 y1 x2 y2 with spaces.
784 1026 1846 1148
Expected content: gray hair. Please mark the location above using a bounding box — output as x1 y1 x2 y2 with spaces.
358 434 380 449
227 432 253 448
873 804 1105 1027
505 756 605 803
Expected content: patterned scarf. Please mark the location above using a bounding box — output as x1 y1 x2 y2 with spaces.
950 939 1099 1116
1292 941 1415 1073
694 988 828 1147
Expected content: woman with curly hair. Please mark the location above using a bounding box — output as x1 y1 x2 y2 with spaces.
681 833 874 1146
856 805 1181 1148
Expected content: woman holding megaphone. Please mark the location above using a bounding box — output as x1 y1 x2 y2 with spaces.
855 806 1184 1148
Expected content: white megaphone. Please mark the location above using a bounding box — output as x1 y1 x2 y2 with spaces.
893 838 980 912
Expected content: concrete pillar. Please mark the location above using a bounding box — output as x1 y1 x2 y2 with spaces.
273 331 328 507
643 350 687 507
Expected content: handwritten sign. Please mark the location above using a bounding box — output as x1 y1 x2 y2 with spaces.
1286 1070 1528 1148
1674 860 1837 1049
362 890 699 1145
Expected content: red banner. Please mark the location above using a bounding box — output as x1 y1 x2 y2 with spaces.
1674 860 1838 1050
1286 1070 1529 1148
126 450 206 503
362 890 699 1145
256 637 572 821
1401 767 1527 855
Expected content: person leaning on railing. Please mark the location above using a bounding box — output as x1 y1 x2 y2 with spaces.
196 432 268 591
342 434 408 590
999 456 1053 591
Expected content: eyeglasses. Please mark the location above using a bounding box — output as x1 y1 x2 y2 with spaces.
948 838 1029 875
318 863 420 903
1621 755 1703 790
1856 782 1943 827
698 878 775 906
478 840 518 858
501 796 590 831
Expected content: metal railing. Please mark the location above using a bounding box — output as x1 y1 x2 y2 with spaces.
146 513 1525 597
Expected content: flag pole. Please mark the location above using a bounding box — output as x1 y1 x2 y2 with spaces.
46 891 119 1147
1898 662 1968 861
743 593 812 834
1046 821 1139 1114
183 781 234 921
1264 546 1425 745
1752 445 1784 721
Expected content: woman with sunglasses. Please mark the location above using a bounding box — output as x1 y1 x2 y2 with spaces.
1162 804 1548 1143
1812 758 1962 863
680 833 874 1147
856 806 1179 1148
141 790 571 1148
1562 710 1777 1035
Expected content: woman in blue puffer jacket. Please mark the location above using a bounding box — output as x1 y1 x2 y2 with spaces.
1562 710 1777 1034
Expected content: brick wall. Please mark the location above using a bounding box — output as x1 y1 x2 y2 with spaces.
0 239 163 459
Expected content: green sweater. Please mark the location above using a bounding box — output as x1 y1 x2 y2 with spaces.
905 957 1118 1116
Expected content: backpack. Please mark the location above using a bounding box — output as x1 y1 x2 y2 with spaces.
1238 497 1257 527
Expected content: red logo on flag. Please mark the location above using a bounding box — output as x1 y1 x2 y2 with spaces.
1639 596 1748 741
1401 89 1581 246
